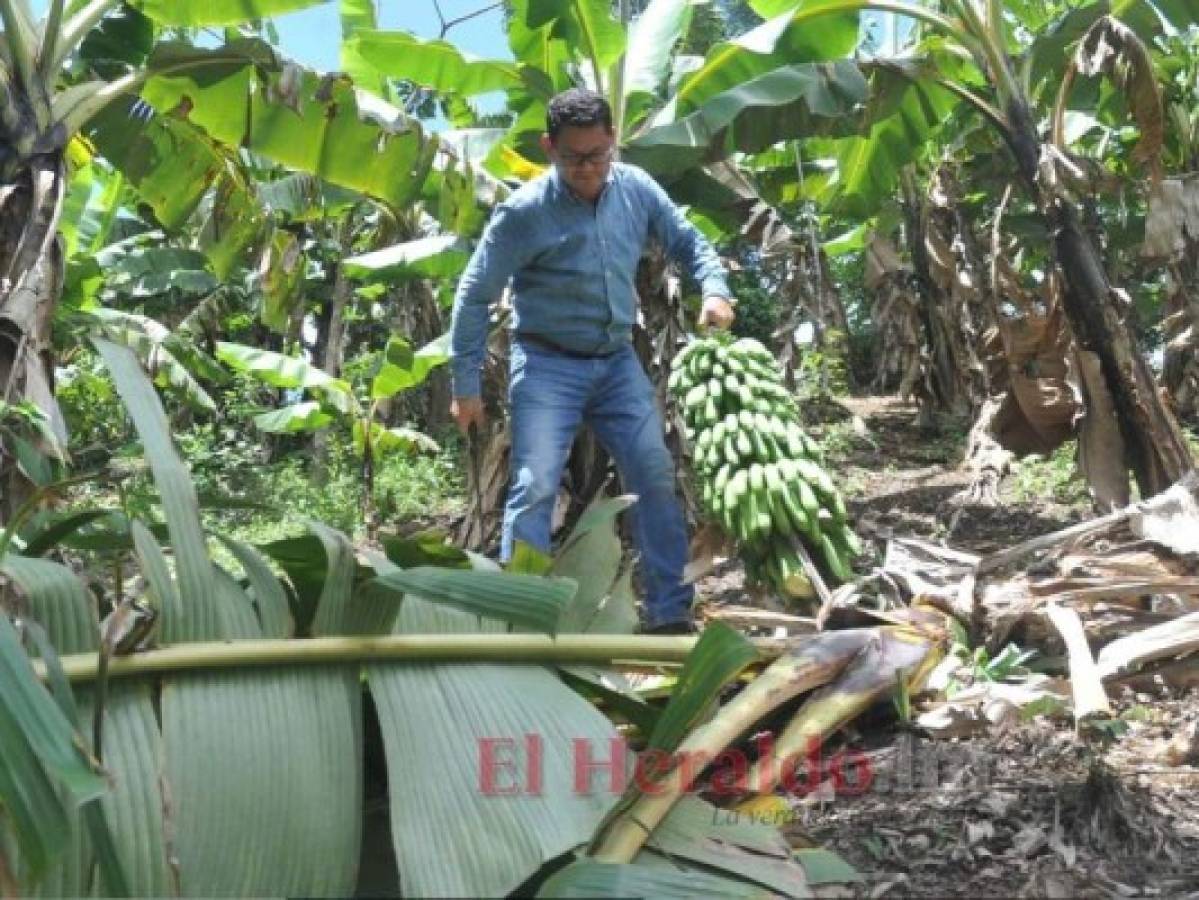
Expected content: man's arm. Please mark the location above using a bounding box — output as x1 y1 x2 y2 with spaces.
634 167 735 326
449 202 530 399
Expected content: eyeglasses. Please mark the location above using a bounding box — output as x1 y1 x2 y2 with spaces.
556 147 614 168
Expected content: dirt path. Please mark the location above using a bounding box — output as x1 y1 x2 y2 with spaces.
698 396 1199 899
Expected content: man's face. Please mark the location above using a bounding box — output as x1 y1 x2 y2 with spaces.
542 124 614 202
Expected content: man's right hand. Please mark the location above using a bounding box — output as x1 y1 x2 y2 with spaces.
451 396 485 434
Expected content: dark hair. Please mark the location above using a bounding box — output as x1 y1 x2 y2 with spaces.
546 89 613 140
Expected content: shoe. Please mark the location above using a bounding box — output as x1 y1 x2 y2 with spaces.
642 620 698 636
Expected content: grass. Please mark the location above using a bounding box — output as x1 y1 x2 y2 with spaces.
61 422 466 548
206 442 467 546
1008 441 1089 506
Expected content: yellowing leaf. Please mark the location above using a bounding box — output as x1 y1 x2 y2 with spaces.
500 145 547 180
733 794 793 822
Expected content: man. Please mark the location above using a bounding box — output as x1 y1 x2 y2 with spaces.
448 88 735 634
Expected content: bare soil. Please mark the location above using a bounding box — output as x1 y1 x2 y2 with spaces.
697 396 1199 899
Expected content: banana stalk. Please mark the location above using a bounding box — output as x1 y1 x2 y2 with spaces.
591 617 947 863
39 632 803 684
746 624 945 794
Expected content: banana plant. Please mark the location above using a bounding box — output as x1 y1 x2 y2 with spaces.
776 0 1196 497
0 0 440 526
213 333 449 533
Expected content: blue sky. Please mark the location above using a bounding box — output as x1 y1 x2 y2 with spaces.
274 1 510 70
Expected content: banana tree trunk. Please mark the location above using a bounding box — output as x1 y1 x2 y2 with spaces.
0 153 69 524
1003 98 1194 496
1163 256 1199 425
900 168 971 425
381 278 449 433
311 259 352 479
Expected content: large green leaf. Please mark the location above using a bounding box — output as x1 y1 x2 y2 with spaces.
59 164 127 260
215 342 355 414
366 568 577 635
346 31 525 96
343 234 472 282
1112 0 1199 41
255 532 349 634
370 332 451 400
1026 2 1109 97
626 60 867 172
217 536 294 639
253 401 335 435
623 0 694 110
646 622 759 753
558 664 659 734
526 0 627 72
134 0 324 26
8 681 172 896
537 859 771 898
670 0 861 114
307 522 358 637
21 509 113 559
0 614 107 879
87 99 266 278
250 70 434 210
196 170 270 279
368 594 622 897
259 228 306 333
77 4 154 79
0 556 97 655
88 311 217 415
151 524 362 895
96 246 216 301
827 61 957 218
508 0 576 92
657 160 794 246
161 666 362 896
638 795 812 896
91 685 174 896
339 0 388 97
10 635 129 900
87 99 239 232
94 339 220 643
0 705 73 886
352 421 440 460
553 496 636 634
142 38 278 76
130 518 185 638
143 55 435 209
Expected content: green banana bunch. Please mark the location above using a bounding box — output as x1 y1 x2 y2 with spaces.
668 334 862 601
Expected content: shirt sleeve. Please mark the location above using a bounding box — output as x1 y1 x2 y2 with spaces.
635 167 733 302
448 202 531 397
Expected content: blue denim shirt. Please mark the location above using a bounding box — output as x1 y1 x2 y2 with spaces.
448 162 731 397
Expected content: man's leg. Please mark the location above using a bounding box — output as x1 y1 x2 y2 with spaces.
501 342 589 562
587 347 693 629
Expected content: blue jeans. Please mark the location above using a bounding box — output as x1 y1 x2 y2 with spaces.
502 340 693 628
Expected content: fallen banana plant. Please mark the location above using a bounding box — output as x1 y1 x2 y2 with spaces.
588 608 949 864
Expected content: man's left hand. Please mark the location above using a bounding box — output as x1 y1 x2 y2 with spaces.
698 296 735 330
